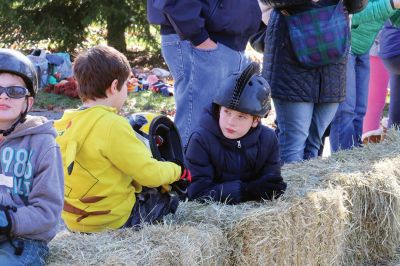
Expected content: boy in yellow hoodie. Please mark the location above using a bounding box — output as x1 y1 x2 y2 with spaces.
54 45 191 233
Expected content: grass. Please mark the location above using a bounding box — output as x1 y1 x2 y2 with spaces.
34 91 80 110
124 90 175 115
34 89 175 115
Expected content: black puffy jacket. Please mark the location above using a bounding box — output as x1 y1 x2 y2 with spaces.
186 107 286 204
262 0 367 103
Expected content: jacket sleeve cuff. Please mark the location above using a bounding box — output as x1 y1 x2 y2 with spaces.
189 28 210 47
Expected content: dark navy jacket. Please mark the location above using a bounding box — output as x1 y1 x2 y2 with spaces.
186 107 286 204
262 0 367 103
147 0 261 51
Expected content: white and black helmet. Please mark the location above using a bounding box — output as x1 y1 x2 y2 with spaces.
0 48 38 97
213 62 271 117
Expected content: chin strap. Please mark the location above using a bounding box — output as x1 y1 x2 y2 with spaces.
0 98 28 137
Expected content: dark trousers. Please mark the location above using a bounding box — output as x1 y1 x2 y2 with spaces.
122 188 179 228
382 54 400 128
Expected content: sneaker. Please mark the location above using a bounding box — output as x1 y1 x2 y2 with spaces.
381 117 389 134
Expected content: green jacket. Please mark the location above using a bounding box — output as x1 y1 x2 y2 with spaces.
351 0 400 54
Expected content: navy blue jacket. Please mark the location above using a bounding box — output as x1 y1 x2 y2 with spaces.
147 0 261 51
379 21 400 59
262 0 367 103
186 107 286 204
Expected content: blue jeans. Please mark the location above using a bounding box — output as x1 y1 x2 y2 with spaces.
382 54 400 128
273 99 339 163
330 52 370 151
0 238 48 266
161 34 248 147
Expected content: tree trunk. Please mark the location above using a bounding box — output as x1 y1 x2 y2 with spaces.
106 12 128 53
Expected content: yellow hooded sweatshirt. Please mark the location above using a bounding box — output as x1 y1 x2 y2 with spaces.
54 106 181 232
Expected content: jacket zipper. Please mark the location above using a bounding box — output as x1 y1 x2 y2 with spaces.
237 140 242 149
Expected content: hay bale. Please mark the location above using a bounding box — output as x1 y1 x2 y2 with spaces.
46 131 400 265
170 188 346 265
339 162 400 264
47 224 228 266
282 130 400 264
229 189 346 265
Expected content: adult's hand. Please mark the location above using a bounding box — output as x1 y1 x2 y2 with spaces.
195 38 217 50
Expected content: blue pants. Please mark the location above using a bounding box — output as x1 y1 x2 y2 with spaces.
330 52 370 151
273 99 338 163
0 238 48 266
161 34 248 147
382 54 400 128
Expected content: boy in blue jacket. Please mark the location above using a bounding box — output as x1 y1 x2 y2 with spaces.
186 63 286 204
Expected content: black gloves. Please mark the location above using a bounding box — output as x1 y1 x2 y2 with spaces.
244 179 287 201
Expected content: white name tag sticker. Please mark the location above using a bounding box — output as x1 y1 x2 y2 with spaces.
0 173 13 188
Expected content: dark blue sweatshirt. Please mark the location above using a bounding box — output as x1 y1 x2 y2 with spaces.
147 0 261 51
185 107 286 204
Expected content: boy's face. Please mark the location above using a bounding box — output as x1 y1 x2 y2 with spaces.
219 106 259 140
0 73 33 129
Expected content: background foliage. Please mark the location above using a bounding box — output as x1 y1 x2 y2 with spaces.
0 0 160 53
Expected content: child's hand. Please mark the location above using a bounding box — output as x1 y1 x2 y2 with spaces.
394 0 400 8
0 205 12 235
172 159 192 183
179 168 192 182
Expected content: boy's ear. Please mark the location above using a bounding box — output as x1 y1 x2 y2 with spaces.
109 79 119 94
26 97 34 112
252 117 260 128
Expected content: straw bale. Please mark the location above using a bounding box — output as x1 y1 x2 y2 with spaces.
46 131 400 265
47 224 228 266
228 189 346 265
170 188 346 265
282 130 400 264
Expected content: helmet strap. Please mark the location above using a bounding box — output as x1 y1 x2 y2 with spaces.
0 97 29 137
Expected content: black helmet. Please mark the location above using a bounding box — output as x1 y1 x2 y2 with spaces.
213 62 271 117
128 113 184 163
0 48 38 97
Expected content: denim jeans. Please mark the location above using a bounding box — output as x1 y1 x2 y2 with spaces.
382 54 400 128
0 238 48 266
161 34 248 148
330 52 370 151
273 99 339 164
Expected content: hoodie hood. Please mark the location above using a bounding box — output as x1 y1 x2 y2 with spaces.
54 105 117 175
5 115 56 141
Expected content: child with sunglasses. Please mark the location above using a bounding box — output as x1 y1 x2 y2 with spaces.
0 49 64 265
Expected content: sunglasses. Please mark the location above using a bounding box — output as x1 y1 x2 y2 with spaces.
0 86 29 99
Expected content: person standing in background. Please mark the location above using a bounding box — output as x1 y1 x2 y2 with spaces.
362 34 390 143
379 20 400 129
330 0 400 151
146 1 261 148
261 0 367 164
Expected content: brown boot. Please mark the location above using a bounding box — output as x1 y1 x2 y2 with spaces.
362 128 383 144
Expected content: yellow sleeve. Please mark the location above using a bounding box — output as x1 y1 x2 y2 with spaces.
104 116 181 187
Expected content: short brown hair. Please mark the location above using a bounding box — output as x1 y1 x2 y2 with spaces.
73 45 131 101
